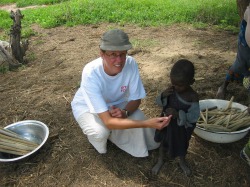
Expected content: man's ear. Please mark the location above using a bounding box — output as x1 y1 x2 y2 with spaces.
100 49 105 58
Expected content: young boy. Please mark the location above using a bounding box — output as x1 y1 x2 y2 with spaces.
152 59 200 176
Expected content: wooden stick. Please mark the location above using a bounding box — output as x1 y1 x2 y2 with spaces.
0 134 38 155
225 112 232 128
224 96 234 111
0 128 38 146
0 135 38 148
201 106 217 112
0 130 39 146
213 116 227 126
0 147 27 156
197 123 232 132
0 139 37 151
200 111 207 124
0 142 33 152
206 107 208 125
0 126 42 156
230 122 250 131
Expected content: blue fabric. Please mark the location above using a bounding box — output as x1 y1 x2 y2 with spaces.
227 19 250 78
239 20 248 47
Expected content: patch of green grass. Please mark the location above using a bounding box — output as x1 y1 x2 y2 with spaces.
22 27 36 38
0 10 12 29
0 0 16 6
0 0 70 7
132 39 158 49
17 64 27 70
33 40 45 45
0 65 9 73
0 0 240 36
16 0 70 7
192 22 208 30
26 52 36 61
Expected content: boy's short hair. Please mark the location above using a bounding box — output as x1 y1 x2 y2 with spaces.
170 59 195 84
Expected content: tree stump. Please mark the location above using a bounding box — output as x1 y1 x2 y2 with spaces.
0 46 20 71
237 0 250 21
10 9 28 64
0 9 29 71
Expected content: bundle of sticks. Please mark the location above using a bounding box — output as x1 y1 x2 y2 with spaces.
0 128 39 156
197 97 250 132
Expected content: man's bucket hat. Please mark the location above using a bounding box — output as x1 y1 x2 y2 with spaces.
100 29 132 51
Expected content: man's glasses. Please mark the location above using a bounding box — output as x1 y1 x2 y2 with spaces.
105 52 127 59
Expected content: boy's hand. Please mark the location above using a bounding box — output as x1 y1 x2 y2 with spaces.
164 108 178 119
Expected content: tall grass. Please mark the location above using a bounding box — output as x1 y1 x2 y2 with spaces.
16 0 69 7
0 0 239 38
0 0 69 6
0 0 16 5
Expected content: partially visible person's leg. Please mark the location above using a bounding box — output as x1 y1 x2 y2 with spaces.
216 69 243 99
152 144 167 175
216 80 230 99
76 112 110 154
179 156 191 176
216 42 247 99
240 138 250 166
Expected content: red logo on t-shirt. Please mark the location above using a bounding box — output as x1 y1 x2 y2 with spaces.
121 86 127 92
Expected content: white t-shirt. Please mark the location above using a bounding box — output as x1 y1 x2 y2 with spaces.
71 56 146 120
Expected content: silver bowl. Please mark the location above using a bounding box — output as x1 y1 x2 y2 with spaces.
0 120 49 162
194 99 250 143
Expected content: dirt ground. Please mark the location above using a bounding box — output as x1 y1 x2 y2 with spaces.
0 22 250 186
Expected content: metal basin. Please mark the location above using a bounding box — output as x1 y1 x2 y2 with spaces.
194 99 250 143
0 120 49 162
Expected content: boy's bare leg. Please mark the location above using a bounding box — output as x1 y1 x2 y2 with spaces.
152 144 167 175
179 156 191 176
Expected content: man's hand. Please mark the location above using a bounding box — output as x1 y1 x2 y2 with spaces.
109 106 125 118
145 115 172 130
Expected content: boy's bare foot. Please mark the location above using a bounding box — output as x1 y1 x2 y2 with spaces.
152 144 167 175
152 159 164 175
179 158 191 176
